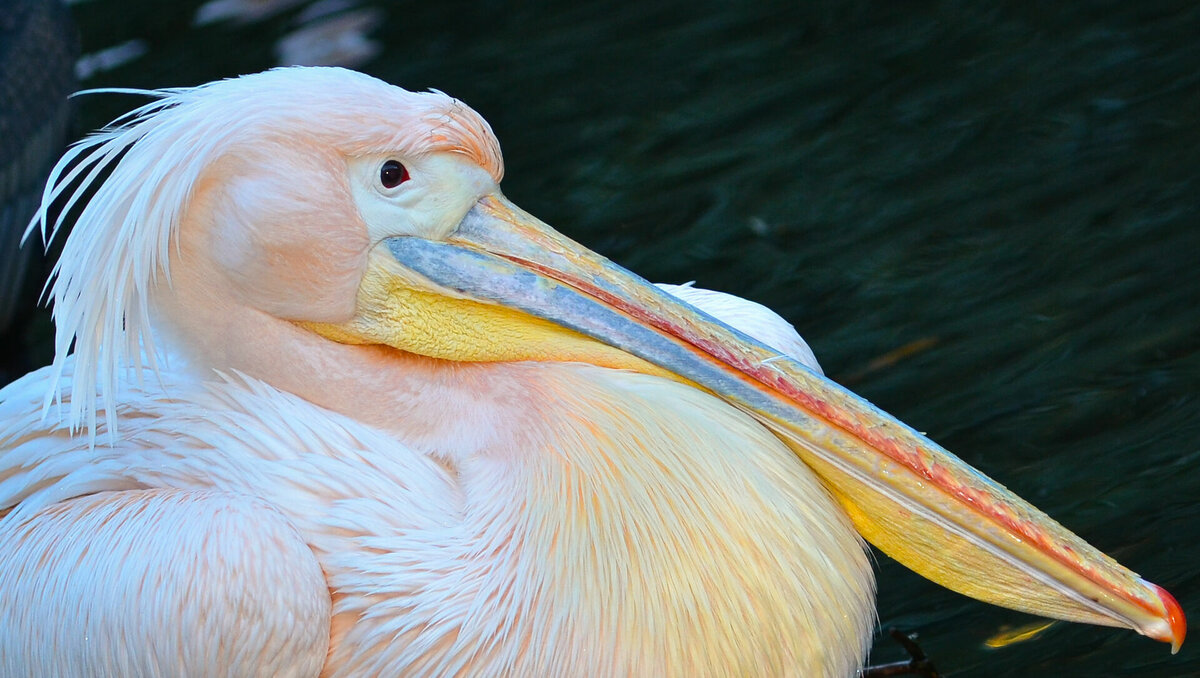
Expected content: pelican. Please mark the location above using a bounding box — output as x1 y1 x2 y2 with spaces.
0 67 1184 677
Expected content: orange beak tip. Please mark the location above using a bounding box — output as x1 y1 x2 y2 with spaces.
1147 581 1186 653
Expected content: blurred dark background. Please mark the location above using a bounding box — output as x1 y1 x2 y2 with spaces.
2 1 1197 675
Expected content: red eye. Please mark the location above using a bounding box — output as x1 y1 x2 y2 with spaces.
380 160 409 188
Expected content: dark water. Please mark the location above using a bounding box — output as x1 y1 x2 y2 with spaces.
6 1 1200 675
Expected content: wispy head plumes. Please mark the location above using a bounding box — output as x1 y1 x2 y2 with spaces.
27 66 505 440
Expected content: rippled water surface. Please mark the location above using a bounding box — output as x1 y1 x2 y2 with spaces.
8 1 1200 675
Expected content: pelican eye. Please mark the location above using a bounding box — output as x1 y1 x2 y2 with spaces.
380 160 410 188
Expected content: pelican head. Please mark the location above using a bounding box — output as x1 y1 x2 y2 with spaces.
24 66 1183 674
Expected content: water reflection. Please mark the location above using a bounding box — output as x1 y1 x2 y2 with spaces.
274 4 383 67
77 0 386 73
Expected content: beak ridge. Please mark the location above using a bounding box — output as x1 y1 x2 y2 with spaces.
383 193 1184 651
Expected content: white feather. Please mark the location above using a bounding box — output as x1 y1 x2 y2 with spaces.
657 283 823 374
0 357 872 677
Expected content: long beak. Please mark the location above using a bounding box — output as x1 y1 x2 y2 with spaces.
387 193 1185 651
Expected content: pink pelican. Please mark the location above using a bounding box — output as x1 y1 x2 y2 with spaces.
0 67 1184 677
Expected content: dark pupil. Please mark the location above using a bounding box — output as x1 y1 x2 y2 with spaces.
380 160 407 188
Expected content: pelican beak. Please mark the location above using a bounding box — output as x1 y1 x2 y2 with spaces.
349 193 1186 651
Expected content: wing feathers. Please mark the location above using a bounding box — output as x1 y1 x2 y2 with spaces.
0 488 331 678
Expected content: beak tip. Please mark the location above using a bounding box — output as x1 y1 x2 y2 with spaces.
1144 580 1186 653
